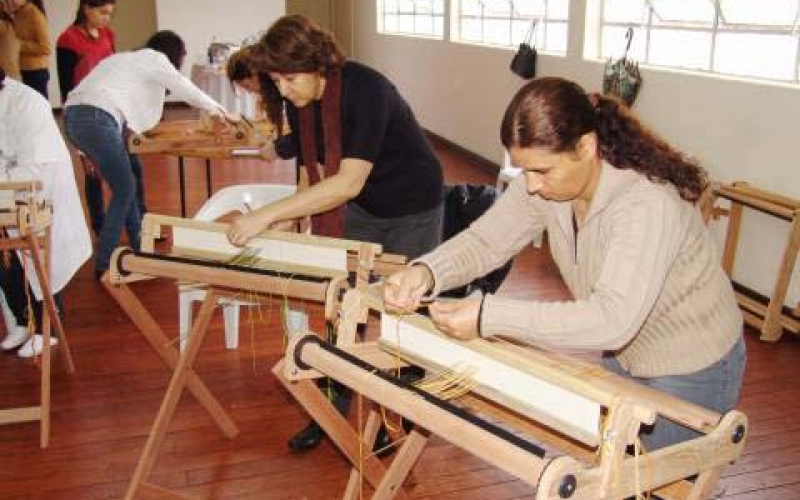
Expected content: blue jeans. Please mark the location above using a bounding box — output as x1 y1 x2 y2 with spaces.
65 105 142 272
603 336 746 451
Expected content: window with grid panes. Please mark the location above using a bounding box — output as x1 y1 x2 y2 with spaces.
596 0 800 84
452 0 570 54
378 0 446 39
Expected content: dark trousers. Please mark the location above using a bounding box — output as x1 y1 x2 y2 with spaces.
21 69 49 100
0 251 43 330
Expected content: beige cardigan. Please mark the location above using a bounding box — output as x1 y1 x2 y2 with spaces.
419 162 742 378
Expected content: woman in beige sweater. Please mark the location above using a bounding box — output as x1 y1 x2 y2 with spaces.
385 77 745 451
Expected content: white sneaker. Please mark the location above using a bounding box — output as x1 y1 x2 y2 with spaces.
17 334 58 358
1 325 30 350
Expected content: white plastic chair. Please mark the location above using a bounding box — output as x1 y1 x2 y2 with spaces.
178 183 297 350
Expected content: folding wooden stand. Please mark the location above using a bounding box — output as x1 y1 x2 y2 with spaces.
103 214 404 500
280 287 748 500
0 181 76 448
711 181 800 341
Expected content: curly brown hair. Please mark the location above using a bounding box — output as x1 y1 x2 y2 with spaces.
500 77 708 202
248 15 344 129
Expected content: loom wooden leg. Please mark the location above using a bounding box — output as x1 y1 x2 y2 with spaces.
125 292 219 500
40 311 51 448
28 233 75 374
272 360 410 499
686 467 724 500
372 429 428 500
103 279 238 437
343 408 383 500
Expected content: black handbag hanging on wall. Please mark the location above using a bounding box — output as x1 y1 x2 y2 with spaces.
510 19 538 79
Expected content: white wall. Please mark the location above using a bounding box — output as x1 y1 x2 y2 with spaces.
348 1 799 306
42 0 75 105
154 0 285 74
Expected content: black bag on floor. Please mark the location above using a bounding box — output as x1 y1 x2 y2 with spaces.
440 184 513 298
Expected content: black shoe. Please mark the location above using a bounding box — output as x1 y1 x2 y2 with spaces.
288 420 325 452
372 425 395 458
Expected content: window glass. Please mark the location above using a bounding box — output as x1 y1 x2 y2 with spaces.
378 0 445 39
595 0 800 84
715 32 798 80
453 0 570 54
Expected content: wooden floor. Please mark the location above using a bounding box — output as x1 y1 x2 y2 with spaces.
2 110 800 499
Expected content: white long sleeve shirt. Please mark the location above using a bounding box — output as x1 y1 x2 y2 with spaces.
65 48 221 133
0 78 92 297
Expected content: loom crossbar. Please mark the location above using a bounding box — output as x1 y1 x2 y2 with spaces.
111 248 332 301
291 334 552 488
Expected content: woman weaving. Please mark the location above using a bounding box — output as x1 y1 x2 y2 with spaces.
226 15 444 451
384 77 746 451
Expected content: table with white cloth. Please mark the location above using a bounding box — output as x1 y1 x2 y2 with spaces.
190 63 258 119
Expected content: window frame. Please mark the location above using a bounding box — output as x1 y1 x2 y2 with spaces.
595 0 800 84
377 0 447 40
450 0 570 55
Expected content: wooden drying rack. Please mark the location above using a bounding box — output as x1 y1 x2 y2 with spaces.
710 182 800 341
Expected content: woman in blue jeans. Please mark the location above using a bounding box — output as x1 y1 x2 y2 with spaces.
64 30 230 278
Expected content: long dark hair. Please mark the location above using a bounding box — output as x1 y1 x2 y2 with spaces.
145 30 186 70
226 46 272 113
500 77 708 202
73 0 115 26
249 15 345 128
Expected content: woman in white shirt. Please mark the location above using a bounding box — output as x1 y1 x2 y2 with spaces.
0 67 92 357
64 30 229 278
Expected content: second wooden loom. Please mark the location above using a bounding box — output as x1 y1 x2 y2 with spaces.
103 213 405 500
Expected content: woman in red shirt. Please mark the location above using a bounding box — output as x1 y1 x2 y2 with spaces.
57 0 115 237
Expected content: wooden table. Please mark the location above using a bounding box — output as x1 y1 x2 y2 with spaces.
128 119 276 217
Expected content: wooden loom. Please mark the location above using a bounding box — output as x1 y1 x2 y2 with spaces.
103 213 405 500
279 287 748 500
127 118 275 158
709 181 800 341
0 181 76 448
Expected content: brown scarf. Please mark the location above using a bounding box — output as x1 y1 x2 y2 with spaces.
297 66 344 237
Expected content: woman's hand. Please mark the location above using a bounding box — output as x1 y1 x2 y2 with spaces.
269 218 299 232
429 298 482 341
384 265 434 313
227 213 271 246
206 109 237 141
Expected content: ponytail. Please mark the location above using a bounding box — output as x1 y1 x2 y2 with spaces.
591 93 708 202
